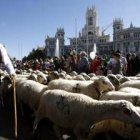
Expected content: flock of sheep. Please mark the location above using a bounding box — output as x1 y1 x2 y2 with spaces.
1 69 140 140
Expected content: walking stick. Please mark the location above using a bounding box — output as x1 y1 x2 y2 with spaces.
13 77 17 138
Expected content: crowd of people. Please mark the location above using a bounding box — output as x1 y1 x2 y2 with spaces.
12 50 140 77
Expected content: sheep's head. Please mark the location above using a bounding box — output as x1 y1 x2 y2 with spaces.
59 73 66 79
0 75 13 106
74 75 85 81
1 75 13 94
80 73 90 80
28 73 38 81
94 77 115 93
70 71 77 77
119 77 131 84
37 72 47 84
47 71 59 83
107 74 120 90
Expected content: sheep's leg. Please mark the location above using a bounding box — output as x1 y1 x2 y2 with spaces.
0 95 4 108
53 124 63 140
32 115 42 136
74 127 88 140
20 103 24 117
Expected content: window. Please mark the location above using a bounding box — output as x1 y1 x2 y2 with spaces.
88 17 93 25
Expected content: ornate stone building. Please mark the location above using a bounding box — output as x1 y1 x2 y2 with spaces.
113 19 140 55
69 6 111 55
44 6 140 57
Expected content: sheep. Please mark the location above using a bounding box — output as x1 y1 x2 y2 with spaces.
65 74 73 80
15 79 48 111
107 74 120 90
99 90 140 106
115 74 123 79
119 76 131 84
88 73 96 78
48 76 115 99
119 80 140 90
0 75 13 107
28 73 38 81
119 87 140 93
16 74 29 78
47 71 59 83
37 72 47 84
59 72 66 79
88 119 140 140
69 71 78 77
72 75 86 81
80 72 90 80
33 89 140 140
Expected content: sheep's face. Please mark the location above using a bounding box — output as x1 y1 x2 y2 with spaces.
59 73 65 79
96 77 115 93
75 75 85 81
119 77 130 84
1 75 13 107
48 71 59 82
28 74 37 81
107 75 120 90
1 76 13 94
37 75 47 84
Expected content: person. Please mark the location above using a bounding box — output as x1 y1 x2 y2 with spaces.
111 52 123 75
0 43 16 82
0 43 16 108
116 51 127 75
77 51 89 74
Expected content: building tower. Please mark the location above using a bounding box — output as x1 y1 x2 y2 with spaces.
113 18 124 51
113 18 123 35
86 5 97 36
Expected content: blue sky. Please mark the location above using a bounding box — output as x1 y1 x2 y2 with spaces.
0 0 140 59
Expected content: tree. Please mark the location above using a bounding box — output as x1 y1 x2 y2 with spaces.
22 48 47 62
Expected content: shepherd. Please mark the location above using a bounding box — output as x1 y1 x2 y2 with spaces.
0 43 17 138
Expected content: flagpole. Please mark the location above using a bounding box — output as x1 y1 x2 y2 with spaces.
86 28 89 56
75 18 77 55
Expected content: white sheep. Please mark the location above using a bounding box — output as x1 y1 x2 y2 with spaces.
107 74 120 90
119 87 140 93
119 80 140 89
37 72 47 84
100 90 140 106
88 73 96 78
119 76 131 84
16 79 48 111
33 89 140 140
89 119 140 140
69 71 78 77
119 80 140 90
48 76 115 99
72 74 86 81
47 71 59 83
28 73 38 81
65 74 73 80
80 72 90 80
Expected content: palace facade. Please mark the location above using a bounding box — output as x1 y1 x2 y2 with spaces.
44 6 140 57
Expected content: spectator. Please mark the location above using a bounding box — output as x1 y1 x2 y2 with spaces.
77 51 89 74
112 52 123 75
